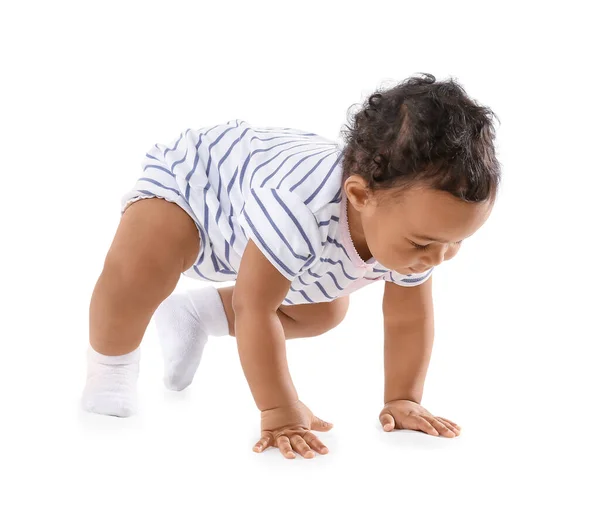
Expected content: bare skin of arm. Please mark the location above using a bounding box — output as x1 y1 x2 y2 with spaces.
379 276 461 437
232 240 333 458
232 239 299 410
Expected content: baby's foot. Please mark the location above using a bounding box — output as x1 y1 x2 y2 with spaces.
81 346 140 417
153 287 229 391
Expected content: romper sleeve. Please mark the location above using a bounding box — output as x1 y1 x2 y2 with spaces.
237 186 323 281
385 268 434 287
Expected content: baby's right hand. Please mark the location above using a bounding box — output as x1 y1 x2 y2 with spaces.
253 400 333 459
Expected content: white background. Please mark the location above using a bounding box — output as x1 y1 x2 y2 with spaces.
1 1 598 527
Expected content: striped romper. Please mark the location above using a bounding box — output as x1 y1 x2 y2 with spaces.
120 119 433 305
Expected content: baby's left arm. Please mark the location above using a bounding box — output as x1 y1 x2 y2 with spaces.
379 277 460 437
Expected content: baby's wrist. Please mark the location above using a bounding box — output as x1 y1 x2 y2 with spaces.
384 396 421 406
260 399 301 413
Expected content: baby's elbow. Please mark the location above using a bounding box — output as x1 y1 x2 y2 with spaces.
231 286 269 316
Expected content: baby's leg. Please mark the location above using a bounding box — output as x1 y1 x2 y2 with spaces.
82 198 201 417
154 284 349 390
219 287 350 339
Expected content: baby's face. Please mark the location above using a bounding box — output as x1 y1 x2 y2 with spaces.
345 178 494 274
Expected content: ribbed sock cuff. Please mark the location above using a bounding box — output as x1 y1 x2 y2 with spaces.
88 345 141 365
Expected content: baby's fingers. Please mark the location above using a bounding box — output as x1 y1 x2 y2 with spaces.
276 436 296 459
303 432 329 455
380 412 396 432
253 434 273 453
436 417 461 436
406 415 439 436
426 417 455 437
437 416 461 432
290 435 315 459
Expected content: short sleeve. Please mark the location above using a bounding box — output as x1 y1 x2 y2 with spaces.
385 268 434 287
238 186 323 281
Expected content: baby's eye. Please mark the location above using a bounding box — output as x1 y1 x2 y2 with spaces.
410 241 429 251
410 240 463 251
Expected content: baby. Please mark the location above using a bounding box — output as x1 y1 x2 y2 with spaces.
82 73 500 459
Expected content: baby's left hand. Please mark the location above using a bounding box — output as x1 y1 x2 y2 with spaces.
379 399 461 438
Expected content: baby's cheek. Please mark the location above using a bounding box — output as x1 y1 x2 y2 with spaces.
379 247 409 270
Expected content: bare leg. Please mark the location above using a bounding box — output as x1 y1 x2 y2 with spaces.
89 198 200 355
153 284 349 391
82 198 200 417
217 286 349 339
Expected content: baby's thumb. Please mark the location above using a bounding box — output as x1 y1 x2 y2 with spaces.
379 412 395 432
311 416 333 432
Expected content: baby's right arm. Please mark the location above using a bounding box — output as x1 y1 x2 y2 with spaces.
233 239 299 410
233 240 332 459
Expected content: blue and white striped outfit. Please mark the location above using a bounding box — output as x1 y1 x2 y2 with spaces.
120 119 433 305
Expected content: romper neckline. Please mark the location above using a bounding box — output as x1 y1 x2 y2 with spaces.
339 190 376 270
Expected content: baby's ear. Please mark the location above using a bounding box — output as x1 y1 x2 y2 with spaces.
344 175 370 209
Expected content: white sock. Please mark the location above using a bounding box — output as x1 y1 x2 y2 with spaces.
153 286 229 391
81 345 140 418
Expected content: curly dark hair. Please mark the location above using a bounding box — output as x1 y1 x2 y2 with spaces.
340 73 501 203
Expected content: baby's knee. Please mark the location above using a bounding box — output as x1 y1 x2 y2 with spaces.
313 296 350 335
328 296 350 327
101 244 179 300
